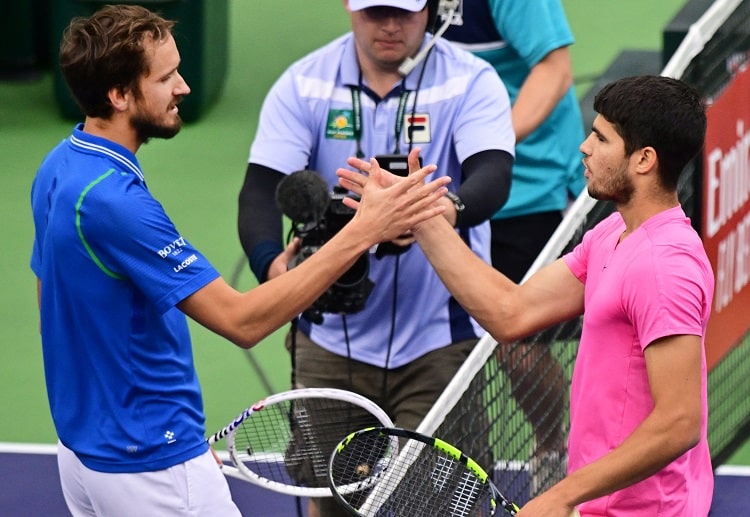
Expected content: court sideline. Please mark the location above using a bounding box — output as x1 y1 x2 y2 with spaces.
1 443 748 515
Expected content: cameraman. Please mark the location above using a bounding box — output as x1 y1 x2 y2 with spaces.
238 2 513 514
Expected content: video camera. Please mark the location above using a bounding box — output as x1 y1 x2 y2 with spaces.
276 170 374 324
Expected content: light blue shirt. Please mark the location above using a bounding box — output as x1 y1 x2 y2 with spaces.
249 33 514 367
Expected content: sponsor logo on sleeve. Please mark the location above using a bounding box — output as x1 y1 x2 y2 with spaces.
156 236 199 273
157 236 187 258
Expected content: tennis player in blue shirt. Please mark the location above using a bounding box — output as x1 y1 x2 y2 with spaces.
29 5 449 516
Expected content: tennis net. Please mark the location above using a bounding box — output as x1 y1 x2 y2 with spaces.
409 0 750 507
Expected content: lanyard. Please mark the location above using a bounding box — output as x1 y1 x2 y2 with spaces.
349 85 411 158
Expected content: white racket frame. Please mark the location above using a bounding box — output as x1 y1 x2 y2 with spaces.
209 388 394 498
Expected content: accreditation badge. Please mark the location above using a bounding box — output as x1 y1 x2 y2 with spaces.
326 109 355 140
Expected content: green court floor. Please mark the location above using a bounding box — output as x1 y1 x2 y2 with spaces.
4 0 748 464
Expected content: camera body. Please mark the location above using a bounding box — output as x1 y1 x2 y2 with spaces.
288 186 374 324
372 154 420 258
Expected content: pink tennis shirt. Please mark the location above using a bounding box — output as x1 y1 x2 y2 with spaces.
563 206 714 516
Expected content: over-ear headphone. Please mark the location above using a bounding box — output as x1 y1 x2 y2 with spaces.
427 0 440 31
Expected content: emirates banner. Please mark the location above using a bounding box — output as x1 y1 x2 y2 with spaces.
702 64 750 370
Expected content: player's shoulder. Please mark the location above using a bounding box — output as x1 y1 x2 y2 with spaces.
588 211 625 237
39 137 142 202
642 207 703 249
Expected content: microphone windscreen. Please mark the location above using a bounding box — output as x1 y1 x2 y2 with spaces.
275 170 331 224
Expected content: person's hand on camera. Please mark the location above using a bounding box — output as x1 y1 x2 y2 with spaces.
266 238 301 281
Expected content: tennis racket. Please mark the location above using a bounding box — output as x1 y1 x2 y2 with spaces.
328 426 520 516
207 388 394 497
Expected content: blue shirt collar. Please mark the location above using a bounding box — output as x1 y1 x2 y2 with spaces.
69 123 145 182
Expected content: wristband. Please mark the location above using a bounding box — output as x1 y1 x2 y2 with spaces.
445 191 465 213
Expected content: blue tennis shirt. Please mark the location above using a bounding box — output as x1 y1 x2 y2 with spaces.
30 125 220 473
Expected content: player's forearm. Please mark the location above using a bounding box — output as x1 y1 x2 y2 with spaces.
241 227 371 343
537 407 701 512
413 216 522 342
180 227 370 349
218 166 450 347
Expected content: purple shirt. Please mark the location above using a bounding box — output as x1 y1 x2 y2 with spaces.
563 206 714 515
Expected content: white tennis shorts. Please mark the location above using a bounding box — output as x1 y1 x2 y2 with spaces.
57 441 241 516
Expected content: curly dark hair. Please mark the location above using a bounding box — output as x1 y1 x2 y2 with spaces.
593 75 707 190
59 4 175 119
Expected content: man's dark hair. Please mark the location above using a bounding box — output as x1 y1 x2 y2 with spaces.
593 75 707 190
59 4 175 119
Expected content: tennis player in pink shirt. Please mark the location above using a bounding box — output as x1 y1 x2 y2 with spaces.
338 74 714 516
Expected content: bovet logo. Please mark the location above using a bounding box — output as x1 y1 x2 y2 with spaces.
157 236 187 258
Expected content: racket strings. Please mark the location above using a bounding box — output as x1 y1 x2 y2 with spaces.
331 432 496 516
381 447 492 516
230 397 383 489
450 470 485 515
286 404 329 480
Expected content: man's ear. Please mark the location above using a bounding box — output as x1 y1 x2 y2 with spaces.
108 86 130 113
635 146 658 176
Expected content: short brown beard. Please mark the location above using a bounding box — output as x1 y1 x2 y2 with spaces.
587 168 635 204
131 111 182 144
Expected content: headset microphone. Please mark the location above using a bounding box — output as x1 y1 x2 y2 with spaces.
398 0 462 76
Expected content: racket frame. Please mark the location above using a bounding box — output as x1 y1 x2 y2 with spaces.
328 426 520 516
207 388 394 497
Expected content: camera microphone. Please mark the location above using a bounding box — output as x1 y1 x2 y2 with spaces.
274 169 373 323
275 169 331 224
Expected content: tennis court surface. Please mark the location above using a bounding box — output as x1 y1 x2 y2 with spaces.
1 443 746 516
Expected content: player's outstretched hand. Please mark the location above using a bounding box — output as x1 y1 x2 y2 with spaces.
336 148 449 241
337 147 429 193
